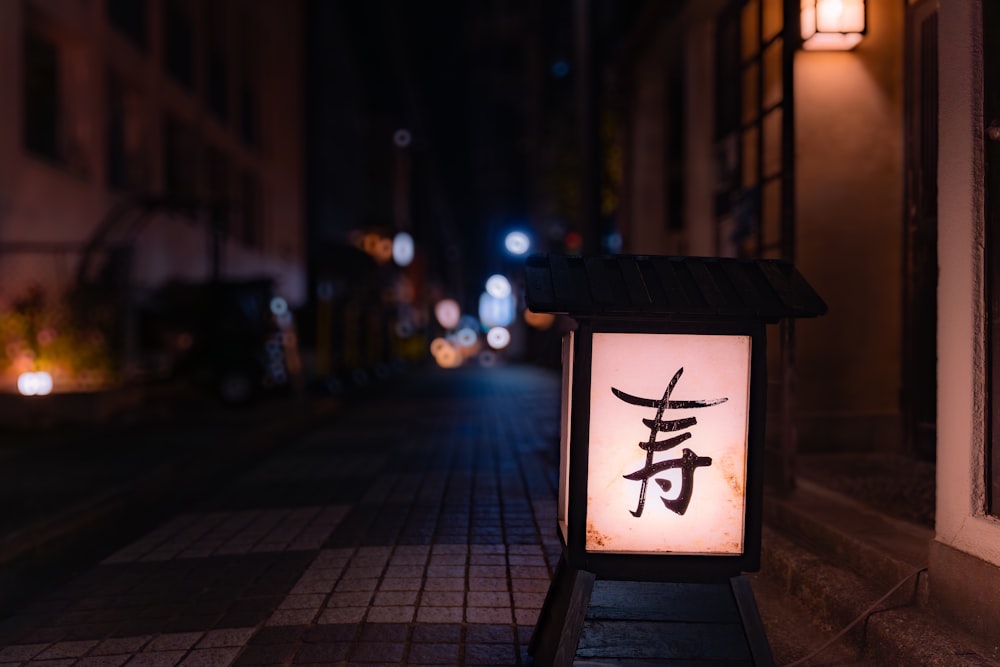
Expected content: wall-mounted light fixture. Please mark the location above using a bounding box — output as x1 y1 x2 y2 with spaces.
801 0 866 51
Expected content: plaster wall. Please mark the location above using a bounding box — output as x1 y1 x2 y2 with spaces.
624 58 668 255
682 21 717 257
935 0 1000 567
793 0 905 451
931 0 1000 641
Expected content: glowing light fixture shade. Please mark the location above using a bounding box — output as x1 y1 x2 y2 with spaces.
801 0 865 51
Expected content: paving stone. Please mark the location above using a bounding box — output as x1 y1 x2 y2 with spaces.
74 654 131 667
0 645 48 662
175 647 240 667
348 641 404 663
406 642 460 664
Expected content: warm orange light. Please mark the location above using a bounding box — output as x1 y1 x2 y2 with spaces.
524 309 556 330
585 333 751 555
801 0 865 51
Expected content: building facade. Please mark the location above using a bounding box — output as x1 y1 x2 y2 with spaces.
615 0 998 646
0 0 305 380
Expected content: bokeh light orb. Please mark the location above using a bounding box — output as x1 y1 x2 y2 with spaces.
504 231 531 256
431 338 462 369
479 292 515 328
17 371 53 396
434 299 461 329
485 274 512 298
393 232 415 267
454 326 478 348
486 326 511 350
269 296 288 316
393 128 412 148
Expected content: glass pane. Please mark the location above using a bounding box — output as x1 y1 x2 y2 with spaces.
762 0 783 42
741 0 760 60
742 127 759 187
762 179 782 247
742 63 759 124
762 108 783 178
763 40 783 109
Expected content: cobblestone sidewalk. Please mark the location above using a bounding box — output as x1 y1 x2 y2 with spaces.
0 365 564 666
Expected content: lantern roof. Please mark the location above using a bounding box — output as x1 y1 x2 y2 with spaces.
524 253 827 322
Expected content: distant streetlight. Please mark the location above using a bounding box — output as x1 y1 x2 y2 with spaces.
504 230 531 256
485 274 512 298
434 299 461 329
393 232 415 267
486 326 511 350
17 371 53 396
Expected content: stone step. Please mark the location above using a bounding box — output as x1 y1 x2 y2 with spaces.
759 480 996 665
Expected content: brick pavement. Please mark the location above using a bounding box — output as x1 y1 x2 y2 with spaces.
0 365 564 666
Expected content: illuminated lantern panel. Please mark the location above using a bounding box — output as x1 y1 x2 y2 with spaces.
801 0 865 51
585 333 751 555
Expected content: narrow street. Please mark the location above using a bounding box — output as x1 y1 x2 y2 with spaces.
0 365 564 666
0 363 877 666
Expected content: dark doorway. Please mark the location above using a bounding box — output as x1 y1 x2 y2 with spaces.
903 0 938 461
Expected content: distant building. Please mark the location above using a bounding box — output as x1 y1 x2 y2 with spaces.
0 0 305 309
615 0 998 649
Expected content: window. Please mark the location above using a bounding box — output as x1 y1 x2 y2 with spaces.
240 170 262 247
164 0 195 89
23 28 60 160
240 83 259 148
107 0 148 50
163 116 199 199
205 2 229 122
665 56 685 231
205 147 231 234
106 73 149 191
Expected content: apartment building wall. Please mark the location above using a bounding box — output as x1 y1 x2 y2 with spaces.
0 0 305 307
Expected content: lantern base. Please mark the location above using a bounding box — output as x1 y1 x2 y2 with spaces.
529 552 774 666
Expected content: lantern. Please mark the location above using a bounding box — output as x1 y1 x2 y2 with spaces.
524 254 826 665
